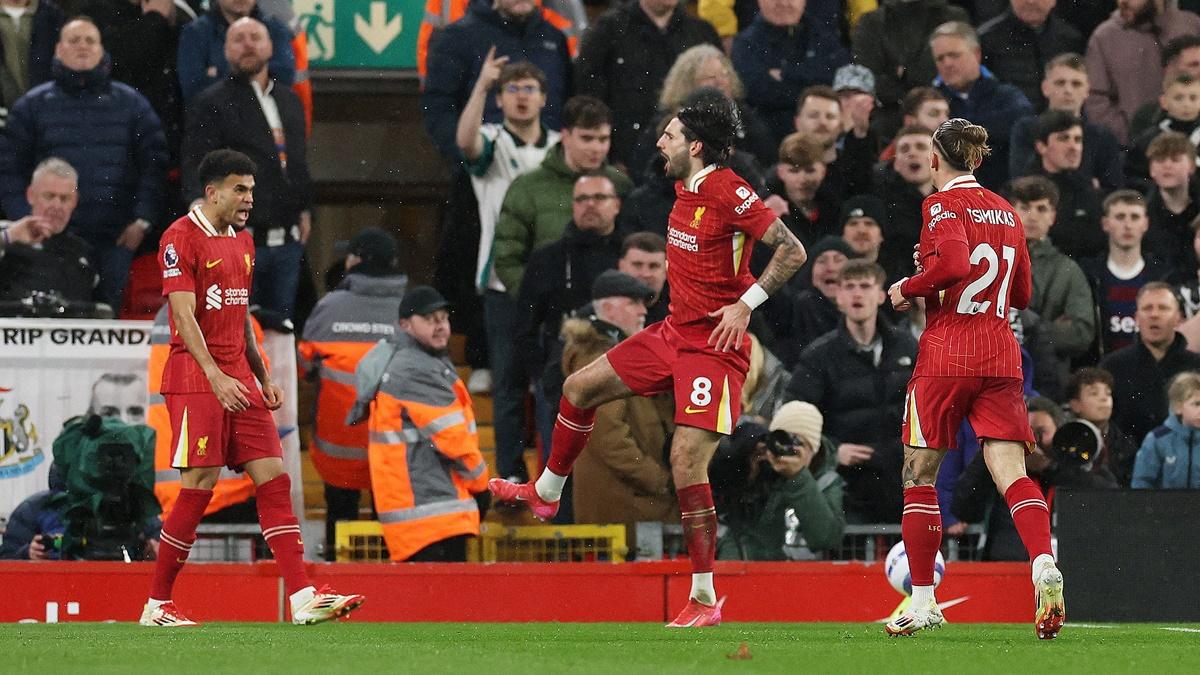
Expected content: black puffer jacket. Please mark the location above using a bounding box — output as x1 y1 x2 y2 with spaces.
785 318 917 523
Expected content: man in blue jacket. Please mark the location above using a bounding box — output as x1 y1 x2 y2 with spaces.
930 20 1032 188
730 0 849 143
177 0 293 103
421 0 571 162
0 16 167 309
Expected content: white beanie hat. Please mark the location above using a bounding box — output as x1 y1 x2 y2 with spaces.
769 401 824 452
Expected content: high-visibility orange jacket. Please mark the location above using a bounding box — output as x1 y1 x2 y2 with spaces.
347 332 488 562
297 273 407 490
416 0 581 80
149 305 255 518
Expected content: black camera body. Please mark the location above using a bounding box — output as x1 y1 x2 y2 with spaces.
761 429 798 456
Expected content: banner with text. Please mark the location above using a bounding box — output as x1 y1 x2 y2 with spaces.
0 319 153 519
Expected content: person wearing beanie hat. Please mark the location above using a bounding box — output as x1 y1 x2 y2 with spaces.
833 64 878 153
840 195 888 278
770 401 824 455
706 413 845 561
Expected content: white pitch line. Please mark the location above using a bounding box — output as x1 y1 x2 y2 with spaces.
1159 627 1200 633
1070 624 1115 629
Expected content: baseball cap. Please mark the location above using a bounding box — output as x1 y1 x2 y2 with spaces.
591 270 654 302
398 285 450 318
833 64 876 96
839 194 888 227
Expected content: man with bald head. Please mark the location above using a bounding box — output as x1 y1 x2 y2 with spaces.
177 0 294 103
0 16 167 310
181 16 311 319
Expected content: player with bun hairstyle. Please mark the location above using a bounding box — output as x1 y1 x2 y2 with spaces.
885 119 1065 639
490 88 807 628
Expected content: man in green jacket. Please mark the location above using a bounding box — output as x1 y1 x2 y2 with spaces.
1009 176 1097 395
712 402 845 561
492 95 633 297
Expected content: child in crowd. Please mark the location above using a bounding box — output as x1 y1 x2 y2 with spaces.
1132 371 1200 489
1064 368 1138 486
1128 73 1200 184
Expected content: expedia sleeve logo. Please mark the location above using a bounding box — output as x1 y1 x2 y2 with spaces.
734 186 760 215
929 203 943 217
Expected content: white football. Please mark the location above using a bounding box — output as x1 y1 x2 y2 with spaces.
885 541 946 596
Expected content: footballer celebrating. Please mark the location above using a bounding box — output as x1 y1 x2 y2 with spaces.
140 150 364 627
885 119 1064 639
490 90 806 627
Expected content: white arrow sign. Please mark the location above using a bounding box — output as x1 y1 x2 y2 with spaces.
355 2 402 54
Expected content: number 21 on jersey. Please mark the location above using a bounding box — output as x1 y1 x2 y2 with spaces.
956 243 1016 317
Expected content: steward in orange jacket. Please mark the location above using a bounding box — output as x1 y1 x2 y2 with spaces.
347 286 488 562
149 304 255 519
298 230 407 559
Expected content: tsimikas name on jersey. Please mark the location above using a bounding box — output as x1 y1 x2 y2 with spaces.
965 208 1017 227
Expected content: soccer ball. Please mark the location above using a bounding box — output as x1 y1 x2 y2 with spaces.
884 541 946 596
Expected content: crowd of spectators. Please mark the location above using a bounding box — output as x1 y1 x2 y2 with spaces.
6 0 1200 563
416 0 1200 560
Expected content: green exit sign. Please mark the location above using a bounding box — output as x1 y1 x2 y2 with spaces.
292 0 421 69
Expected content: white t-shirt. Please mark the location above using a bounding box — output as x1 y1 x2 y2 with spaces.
467 124 559 292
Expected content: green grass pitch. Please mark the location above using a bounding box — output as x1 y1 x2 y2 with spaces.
5 623 1200 674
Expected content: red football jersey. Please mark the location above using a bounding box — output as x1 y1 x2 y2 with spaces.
665 166 776 324
158 207 256 393
905 174 1032 378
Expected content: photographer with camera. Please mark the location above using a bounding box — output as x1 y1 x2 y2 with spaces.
0 463 65 560
0 158 102 314
710 402 845 561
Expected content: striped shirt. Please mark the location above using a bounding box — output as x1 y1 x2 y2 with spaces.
664 165 776 324
909 175 1032 378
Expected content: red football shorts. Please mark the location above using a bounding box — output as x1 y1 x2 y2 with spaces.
607 317 749 434
901 375 1035 451
165 384 282 470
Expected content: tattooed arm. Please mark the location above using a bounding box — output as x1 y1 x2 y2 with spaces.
755 218 808 294
708 218 807 352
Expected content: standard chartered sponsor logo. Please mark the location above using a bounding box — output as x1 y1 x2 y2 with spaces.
204 284 249 310
205 284 222 310
667 226 699 252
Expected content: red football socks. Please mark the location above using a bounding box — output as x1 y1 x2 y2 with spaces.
1004 476 1053 560
150 487 212 600
677 483 717 575
256 474 311 597
545 396 596 476
901 485 942 586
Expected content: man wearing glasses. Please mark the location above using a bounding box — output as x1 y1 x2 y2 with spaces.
515 175 631 500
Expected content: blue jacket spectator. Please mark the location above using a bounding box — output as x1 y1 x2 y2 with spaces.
0 464 64 560
176 0 294 103
422 0 571 161
931 21 1033 189
0 0 65 116
0 55 167 244
1133 414 1200 489
731 7 849 142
